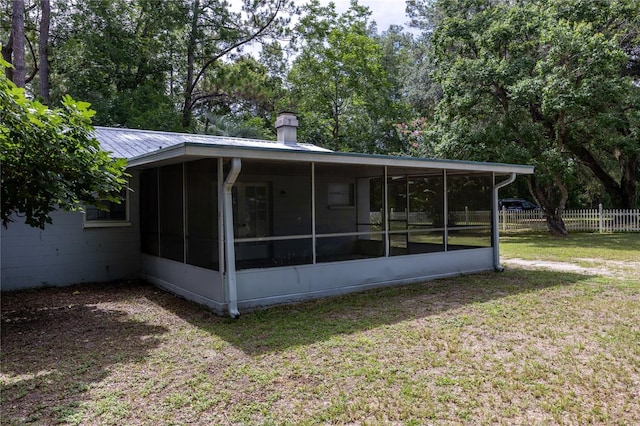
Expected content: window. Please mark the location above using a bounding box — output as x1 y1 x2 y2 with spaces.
327 182 355 208
84 186 130 227
141 162 219 268
387 176 408 255
406 173 445 254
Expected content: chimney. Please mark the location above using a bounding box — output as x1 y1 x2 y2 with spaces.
275 112 298 144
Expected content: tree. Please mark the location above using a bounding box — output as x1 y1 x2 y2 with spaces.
52 0 186 130
181 0 295 128
198 114 271 138
1 0 56 103
47 0 293 132
411 0 639 235
10 0 25 87
38 0 50 103
288 0 409 153
400 34 442 120
0 59 127 229
1 0 13 80
543 0 639 209
193 55 287 125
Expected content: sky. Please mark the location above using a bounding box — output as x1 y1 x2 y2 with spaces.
327 0 411 32
229 0 413 33
227 0 415 57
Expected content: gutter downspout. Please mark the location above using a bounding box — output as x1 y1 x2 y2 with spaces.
492 173 516 272
223 158 241 318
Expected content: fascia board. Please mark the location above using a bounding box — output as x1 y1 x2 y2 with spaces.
126 142 534 175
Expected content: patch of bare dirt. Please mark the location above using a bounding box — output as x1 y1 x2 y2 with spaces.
503 258 616 276
576 258 640 271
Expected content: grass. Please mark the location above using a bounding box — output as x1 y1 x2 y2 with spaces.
500 232 640 262
1 233 639 425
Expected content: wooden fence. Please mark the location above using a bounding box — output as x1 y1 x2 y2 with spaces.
500 205 640 233
385 205 640 233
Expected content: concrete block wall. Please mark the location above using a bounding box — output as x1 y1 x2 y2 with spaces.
1 174 141 290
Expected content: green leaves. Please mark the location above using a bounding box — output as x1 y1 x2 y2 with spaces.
426 0 639 217
0 63 128 229
288 2 410 153
52 0 186 130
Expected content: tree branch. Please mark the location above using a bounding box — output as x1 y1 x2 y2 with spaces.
24 33 38 84
1 32 13 80
572 145 621 194
189 0 284 96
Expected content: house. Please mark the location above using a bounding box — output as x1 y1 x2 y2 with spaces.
0 113 533 317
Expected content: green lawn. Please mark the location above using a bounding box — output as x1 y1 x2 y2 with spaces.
1 233 639 425
500 232 640 262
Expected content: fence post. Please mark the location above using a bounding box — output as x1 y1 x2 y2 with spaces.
499 205 637 233
598 203 603 233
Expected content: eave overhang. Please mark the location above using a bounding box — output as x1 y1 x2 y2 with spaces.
124 141 534 175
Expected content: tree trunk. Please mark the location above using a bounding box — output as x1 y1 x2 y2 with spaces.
182 0 200 129
544 213 568 237
573 145 638 209
11 0 26 87
528 174 569 237
38 0 50 103
619 152 638 209
1 33 13 80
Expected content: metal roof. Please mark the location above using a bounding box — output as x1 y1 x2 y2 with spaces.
94 126 534 175
94 126 332 159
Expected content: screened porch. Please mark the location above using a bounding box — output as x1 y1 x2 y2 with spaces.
138 158 494 271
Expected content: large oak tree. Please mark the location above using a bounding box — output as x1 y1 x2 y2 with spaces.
411 0 639 234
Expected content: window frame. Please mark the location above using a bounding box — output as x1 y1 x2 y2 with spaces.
83 184 132 228
327 182 355 209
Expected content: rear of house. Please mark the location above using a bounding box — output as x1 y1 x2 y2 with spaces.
1 116 533 316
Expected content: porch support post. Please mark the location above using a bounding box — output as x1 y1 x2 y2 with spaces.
218 158 225 277
182 163 187 263
223 158 242 318
157 168 161 258
384 166 389 257
311 162 316 264
443 170 448 251
492 172 516 271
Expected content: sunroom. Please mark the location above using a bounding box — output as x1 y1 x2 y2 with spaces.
109 115 532 317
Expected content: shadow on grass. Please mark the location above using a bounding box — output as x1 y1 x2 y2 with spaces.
501 232 640 252
1 282 169 424
0 269 592 422
145 268 593 356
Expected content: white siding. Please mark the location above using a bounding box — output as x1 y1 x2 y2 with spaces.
235 248 494 310
1 174 141 290
141 254 224 312
139 247 493 315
